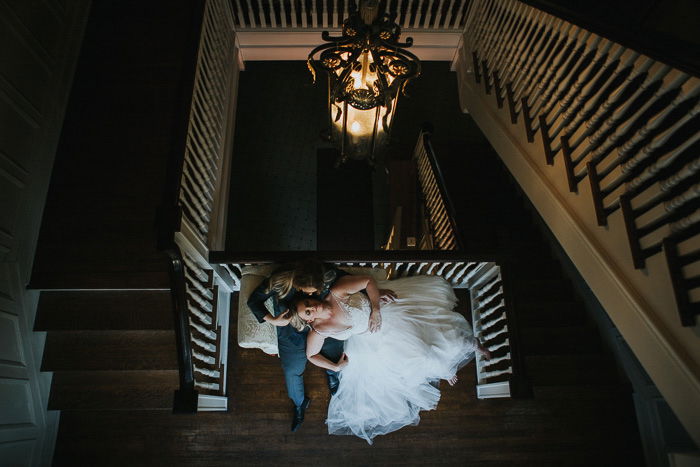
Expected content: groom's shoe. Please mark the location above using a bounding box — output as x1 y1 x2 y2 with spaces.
327 374 339 396
291 397 311 432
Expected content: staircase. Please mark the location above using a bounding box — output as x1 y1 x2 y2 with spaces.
35 291 177 411
434 131 644 461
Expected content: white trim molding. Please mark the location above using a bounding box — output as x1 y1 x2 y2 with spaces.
236 30 461 62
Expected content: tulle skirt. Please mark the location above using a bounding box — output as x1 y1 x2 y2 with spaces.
326 275 477 444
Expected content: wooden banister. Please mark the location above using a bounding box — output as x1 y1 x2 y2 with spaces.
157 0 238 413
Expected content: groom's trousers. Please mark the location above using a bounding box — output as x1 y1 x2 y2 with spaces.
277 325 344 407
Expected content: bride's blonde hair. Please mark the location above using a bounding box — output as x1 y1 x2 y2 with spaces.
288 300 311 332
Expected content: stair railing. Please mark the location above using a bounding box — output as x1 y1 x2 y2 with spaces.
209 250 529 397
413 125 463 250
454 0 700 439
159 0 240 412
467 261 528 398
230 0 471 31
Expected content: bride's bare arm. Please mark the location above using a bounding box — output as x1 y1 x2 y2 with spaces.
305 330 348 371
336 275 382 332
333 275 382 333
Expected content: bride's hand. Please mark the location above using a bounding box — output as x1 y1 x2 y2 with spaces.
336 353 349 371
368 310 382 333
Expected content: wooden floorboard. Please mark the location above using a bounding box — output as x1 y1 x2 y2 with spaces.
52 293 643 467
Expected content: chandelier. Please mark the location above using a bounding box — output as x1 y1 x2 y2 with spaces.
307 0 421 166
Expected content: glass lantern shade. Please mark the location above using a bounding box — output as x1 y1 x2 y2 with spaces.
308 1 420 165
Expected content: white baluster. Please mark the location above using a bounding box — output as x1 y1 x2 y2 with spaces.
257 0 267 26
411 0 423 28
423 0 434 28
404 0 415 28
195 366 221 379
301 0 308 27
479 367 513 380
233 0 246 27
281 0 288 27
269 0 277 27
245 0 257 27
664 184 700 213
291 0 298 27
311 0 318 27
193 335 217 353
669 210 700 233
188 302 213 326
190 318 217 339
452 0 468 29
193 351 216 365
194 381 220 391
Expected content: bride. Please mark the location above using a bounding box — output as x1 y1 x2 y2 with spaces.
290 273 490 444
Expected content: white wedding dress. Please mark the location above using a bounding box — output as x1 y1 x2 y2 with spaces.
318 275 478 444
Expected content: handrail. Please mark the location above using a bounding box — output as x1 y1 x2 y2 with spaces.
165 245 199 412
157 0 206 414
157 0 238 413
415 124 464 250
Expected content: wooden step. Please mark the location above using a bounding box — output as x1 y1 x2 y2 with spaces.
519 326 600 355
508 257 562 279
533 384 632 401
42 330 178 371
28 270 170 290
35 290 173 331
514 301 587 327
525 354 621 386
48 370 178 410
511 278 573 302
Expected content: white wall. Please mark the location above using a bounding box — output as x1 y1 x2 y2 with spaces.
0 1 89 465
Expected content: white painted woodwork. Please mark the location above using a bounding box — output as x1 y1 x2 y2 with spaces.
0 1 90 465
235 30 461 61
455 0 700 443
173 0 240 408
476 380 511 399
197 394 228 411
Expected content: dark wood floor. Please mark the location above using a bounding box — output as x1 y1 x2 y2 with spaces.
52 287 642 466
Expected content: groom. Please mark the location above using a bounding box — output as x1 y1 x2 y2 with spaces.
247 260 347 432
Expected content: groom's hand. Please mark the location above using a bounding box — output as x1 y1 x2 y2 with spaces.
268 310 292 327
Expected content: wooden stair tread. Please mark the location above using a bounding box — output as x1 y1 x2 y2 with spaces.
35 290 173 331
42 330 178 371
515 301 586 327
48 370 178 410
533 384 632 401
525 354 620 386
28 270 170 290
518 326 600 355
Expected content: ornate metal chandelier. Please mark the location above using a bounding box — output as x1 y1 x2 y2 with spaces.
307 0 421 165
